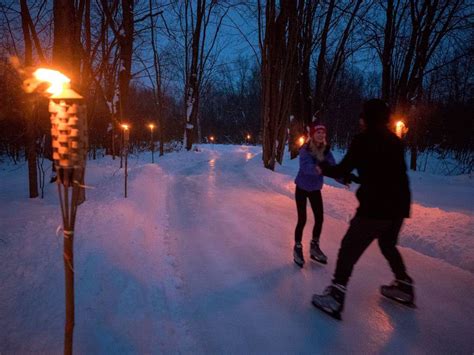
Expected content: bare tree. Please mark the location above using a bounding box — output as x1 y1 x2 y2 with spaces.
259 0 302 170
374 0 471 169
19 0 50 198
310 0 368 122
258 0 367 163
176 0 229 151
288 0 318 159
148 0 165 156
100 0 134 122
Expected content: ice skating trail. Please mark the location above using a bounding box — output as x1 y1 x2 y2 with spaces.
0 145 473 354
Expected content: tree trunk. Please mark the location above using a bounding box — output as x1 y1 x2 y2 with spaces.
52 1 85 352
26 104 39 198
147 0 165 156
381 0 394 102
312 0 335 118
20 0 38 198
288 0 314 159
53 0 76 79
185 0 205 151
118 0 134 123
261 0 301 169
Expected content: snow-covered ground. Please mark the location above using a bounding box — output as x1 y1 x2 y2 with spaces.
1 144 473 354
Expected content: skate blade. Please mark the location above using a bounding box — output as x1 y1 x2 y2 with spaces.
311 300 342 320
310 255 327 264
294 258 304 268
381 293 416 308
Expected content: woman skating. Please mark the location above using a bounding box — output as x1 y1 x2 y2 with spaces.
293 123 337 267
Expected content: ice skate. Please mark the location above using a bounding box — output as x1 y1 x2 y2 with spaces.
312 284 346 320
293 243 305 267
310 241 327 264
381 278 415 307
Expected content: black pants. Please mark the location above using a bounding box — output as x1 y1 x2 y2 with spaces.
294 186 323 244
333 216 410 287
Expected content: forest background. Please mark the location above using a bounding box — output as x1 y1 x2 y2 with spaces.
0 0 472 192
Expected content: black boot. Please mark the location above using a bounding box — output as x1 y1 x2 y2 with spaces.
310 240 327 264
293 243 304 267
381 277 415 306
312 283 346 320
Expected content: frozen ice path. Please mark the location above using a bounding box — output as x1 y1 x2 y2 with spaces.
158 147 474 354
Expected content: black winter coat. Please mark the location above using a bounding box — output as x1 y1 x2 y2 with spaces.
320 127 411 219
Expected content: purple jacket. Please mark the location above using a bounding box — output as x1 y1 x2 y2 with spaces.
294 144 336 191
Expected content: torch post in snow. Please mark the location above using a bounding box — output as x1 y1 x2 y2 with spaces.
121 124 130 197
23 68 87 355
245 134 251 145
149 123 155 163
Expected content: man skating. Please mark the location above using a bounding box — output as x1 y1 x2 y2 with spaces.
312 99 415 320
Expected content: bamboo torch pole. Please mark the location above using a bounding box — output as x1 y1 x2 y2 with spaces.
49 87 86 355
122 124 129 198
149 124 155 163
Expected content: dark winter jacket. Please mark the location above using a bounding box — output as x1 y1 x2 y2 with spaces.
295 143 336 191
320 127 411 219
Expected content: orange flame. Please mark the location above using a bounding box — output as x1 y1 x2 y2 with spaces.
33 68 70 95
298 136 306 147
395 120 406 138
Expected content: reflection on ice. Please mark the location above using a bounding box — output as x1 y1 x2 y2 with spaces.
207 158 216 194
370 307 395 348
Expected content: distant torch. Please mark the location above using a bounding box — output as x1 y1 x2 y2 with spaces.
298 136 306 147
395 120 406 138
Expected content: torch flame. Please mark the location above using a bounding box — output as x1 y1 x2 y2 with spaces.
246 134 251 140
149 124 155 130
209 136 215 142
33 68 70 95
298 136 306 147
121 124 129 130
395 120 406 138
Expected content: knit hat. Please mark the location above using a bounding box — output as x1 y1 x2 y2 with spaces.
362 99 390 127
309 123 326 137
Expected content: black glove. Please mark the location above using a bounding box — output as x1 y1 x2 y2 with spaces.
349 173 361 184
318 160 330 173
338 173 360 185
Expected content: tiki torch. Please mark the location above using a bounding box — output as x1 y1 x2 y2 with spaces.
24 68 87 355
149 123 155 163
246 134 251 145
121 124 130 198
